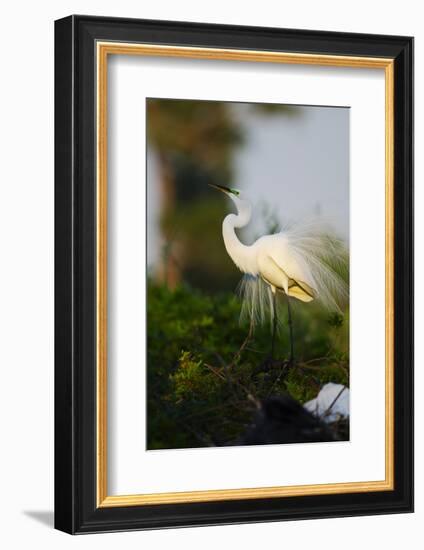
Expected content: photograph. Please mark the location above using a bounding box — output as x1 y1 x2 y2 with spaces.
146 97 350 450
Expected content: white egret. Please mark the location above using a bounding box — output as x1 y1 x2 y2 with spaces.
209 183 348 363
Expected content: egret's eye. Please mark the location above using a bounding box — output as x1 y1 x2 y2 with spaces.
230 188 240 196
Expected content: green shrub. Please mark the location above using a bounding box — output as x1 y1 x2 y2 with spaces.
147 282 349 449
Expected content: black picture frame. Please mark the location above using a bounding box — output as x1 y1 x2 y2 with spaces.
55 14 413 534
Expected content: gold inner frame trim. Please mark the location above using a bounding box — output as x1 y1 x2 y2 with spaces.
96 41 395 508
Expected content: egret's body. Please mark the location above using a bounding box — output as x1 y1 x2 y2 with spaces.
210 183 348 361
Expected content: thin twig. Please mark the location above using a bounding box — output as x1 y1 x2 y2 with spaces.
228 317 255 369
204 362 258 406
266 360 290 397
297 361 349 376
244 346 266 354
303 356 331 365
204 363 226 381
322 386 347 419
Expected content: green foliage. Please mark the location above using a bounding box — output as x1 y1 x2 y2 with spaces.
147 282 349 450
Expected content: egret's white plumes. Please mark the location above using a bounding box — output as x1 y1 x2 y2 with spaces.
238 274 275 327
210 184 348 328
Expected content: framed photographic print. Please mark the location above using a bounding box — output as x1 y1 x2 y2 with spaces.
54 15 413 534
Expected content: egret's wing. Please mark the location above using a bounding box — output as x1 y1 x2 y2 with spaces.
284 226 348 312
287 278 315 302
259 252 315 303
268 224 348 312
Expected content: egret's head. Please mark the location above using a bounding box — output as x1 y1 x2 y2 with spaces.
209 183 251 222
208 183 242 198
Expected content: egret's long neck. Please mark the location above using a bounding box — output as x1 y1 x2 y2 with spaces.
222 197 258 275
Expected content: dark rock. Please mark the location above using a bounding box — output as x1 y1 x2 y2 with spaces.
239 394 335 445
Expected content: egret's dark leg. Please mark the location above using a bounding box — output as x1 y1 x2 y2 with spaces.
286 295 294 364
270 292 278 360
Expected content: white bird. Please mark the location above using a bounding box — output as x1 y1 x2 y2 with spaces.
209 183 348 362
304 383 350 423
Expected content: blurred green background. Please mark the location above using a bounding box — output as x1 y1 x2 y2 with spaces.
146 98 349 450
